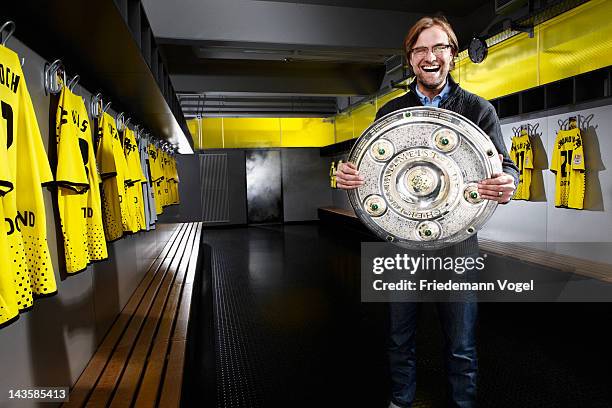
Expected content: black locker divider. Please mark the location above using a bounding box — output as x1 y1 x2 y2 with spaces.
491 65 612 119
521 87 545 114
140 9 152 67
127 0 141 49
114 0 128 20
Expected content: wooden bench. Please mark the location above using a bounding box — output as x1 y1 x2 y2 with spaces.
318 206 612 282
478 239 612 283
63 221 203 408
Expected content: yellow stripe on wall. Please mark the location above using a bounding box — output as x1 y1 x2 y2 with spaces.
186 1 611 149
223 118 281 148
280 118 335 147
189 117 335 149
352 102 377 138
335 113 353 143
455 0 612 99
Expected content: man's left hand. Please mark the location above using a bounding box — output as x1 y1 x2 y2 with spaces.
477 154 516 204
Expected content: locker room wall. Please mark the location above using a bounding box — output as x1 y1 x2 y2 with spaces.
173 149 332 224
0 37 174 407
480 97 612 264
162 154 203 222
281 148 331 222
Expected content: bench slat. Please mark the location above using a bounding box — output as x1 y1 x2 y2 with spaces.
158 340 188 408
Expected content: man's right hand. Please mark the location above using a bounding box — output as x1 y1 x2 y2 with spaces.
336 162 365 190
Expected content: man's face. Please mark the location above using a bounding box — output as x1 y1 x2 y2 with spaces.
409 26 453 91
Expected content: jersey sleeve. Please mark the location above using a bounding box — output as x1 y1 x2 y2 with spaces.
550 134 560 173
56 89 89 193
20 82 53 187
572 133 585 171
125 129 144 185
509 139 517 165
148 145 163 182
524 141 534 170
171 159 179 183
96 115 117 179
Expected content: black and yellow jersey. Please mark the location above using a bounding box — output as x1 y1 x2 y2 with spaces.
55 87 108 273
148 144 164 215
551 127 585 209
0 44 56 312
122 128 147 232
96 112 133 240
167 155 180 205
510 130 534 200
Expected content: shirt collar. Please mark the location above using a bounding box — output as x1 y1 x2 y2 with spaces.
414 80 451 107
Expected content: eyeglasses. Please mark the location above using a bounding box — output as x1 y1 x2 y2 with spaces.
410 44 451 58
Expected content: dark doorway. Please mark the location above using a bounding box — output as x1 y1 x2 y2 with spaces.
246 150 283 224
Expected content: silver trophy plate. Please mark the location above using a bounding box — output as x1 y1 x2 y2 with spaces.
347 107 502 250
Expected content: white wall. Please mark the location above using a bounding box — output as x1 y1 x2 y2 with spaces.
480 100 612 264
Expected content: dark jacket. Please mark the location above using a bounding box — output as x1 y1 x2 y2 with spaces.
375 75 519 255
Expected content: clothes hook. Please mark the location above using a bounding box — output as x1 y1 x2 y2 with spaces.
67 74 80 91
0 21 16 47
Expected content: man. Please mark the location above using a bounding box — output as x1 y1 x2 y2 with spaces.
336 16 519 408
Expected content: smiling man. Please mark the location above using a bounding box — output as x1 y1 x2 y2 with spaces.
336 16 519 408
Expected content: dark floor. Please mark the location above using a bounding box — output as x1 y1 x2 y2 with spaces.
191 224 612 408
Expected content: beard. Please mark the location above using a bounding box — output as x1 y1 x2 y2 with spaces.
417 70 447 90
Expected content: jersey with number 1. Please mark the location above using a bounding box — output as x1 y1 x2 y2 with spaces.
1 44 56 312
510 131 534 200
551 128 585 209
0 108 18 326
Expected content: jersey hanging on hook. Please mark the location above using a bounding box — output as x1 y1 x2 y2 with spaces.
510 126 534 200
551 124 585 209
55 86 108 273
96 112 134 240
122 126 147 232
0 43 56 314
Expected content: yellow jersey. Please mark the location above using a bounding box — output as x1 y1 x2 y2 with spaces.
551 128 585 209
1 44 56 311
122 128 147 231
55 87 108 273
162 154 179 205
148 144 164 215
96 112 133 240
510 131 534 200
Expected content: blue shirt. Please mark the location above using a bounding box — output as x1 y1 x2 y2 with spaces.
415 81 451 107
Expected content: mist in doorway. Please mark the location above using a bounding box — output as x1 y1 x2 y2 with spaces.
246 150 283 223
